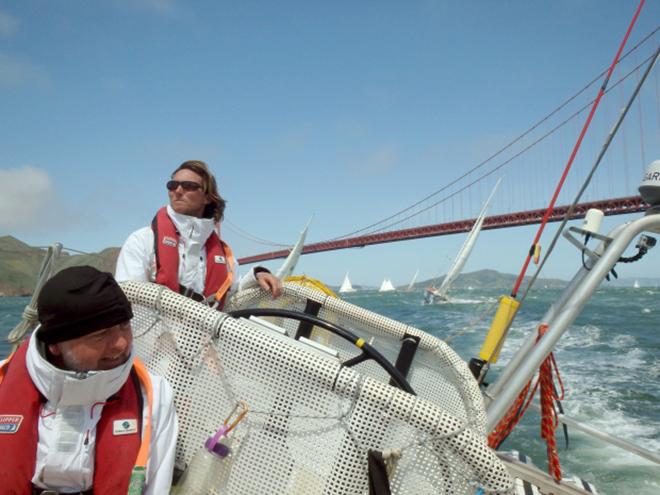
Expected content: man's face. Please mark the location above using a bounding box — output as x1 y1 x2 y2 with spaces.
48 321 133 372
168 168 210 218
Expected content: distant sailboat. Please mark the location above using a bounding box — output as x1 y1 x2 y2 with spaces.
633 279 640 289
379 278 396 292
426 178 501 303
338 273 357 293
405 269 420 291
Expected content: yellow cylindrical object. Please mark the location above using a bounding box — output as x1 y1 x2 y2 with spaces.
479 295 520 363
533 244 541 264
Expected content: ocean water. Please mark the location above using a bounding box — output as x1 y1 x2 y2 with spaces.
2 286 658 494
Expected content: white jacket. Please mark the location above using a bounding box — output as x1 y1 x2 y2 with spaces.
116 205 260 298
24 332 177 494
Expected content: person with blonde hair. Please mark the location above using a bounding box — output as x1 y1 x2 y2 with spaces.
116 160 282 307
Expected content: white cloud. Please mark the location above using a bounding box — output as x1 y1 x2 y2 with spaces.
0 52 51 89
0 11 19 37
0 166 55 229
0 167 104 248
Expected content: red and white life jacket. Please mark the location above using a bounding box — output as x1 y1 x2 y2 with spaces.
0 341 151 494
151 207 235 305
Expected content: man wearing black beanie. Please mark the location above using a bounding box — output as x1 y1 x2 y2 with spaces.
0 266 177 495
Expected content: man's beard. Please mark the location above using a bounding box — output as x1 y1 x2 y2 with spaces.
59 347 131 372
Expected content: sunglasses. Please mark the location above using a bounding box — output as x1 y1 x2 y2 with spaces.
166 180 203 192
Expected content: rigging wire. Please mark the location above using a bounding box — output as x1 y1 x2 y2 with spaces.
331 26 659 241
488 15 653 481
444 298 498 345
636 64 647 168
519 45 659 303
508 0 646 298
483 3 649 456
656 66 660 129
222 219 290 248
339 53 657 237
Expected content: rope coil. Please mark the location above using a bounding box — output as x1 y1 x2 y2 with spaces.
488 324 565 482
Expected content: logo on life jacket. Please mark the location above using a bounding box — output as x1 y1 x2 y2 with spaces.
214 255 226 264
113 418 138 436
162 236 178 248
0 415 23 434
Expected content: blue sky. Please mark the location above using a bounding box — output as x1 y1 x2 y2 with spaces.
1 1 659 287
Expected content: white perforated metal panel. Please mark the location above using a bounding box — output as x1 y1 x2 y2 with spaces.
228 283 487 435
122 281 513 495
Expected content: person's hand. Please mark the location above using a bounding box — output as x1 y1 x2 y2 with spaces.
255 271 283 299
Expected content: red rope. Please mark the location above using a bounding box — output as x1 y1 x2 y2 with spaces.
488 324 566 481
510 0 646 298
539 345 565 481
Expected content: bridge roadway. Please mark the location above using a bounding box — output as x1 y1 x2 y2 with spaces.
237 196 647 265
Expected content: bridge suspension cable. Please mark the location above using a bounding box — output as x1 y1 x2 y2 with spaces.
331 26 659 241
510 0 646 298
223 219 290 248
520 45 659 303
334 51 658 238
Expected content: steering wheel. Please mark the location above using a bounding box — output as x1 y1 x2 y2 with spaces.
228 308 416 395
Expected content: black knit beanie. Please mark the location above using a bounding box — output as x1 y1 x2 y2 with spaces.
37 266 133 344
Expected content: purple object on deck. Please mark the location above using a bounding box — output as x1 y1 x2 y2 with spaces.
205 425 231 458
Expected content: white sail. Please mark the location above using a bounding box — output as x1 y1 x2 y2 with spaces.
379 278 396 292
338 272 356 293
435 178 501 300
633 279 640 289
275 216 312 279
406 269 419 291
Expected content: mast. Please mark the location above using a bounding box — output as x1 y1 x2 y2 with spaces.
275 217 312 279
407 269 419 290
436 178 502 299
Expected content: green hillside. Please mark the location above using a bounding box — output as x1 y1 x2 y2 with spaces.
0 236 120 296
410 269 566 290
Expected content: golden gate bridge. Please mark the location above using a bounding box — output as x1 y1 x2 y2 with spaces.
239 196 646 264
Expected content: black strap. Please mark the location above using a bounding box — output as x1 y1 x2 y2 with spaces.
389 334 420 387
294 299 322 340
178 284 205 302
367 450 392 495
150 213 162 278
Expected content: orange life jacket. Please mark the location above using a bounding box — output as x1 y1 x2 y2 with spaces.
151 207 234 305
